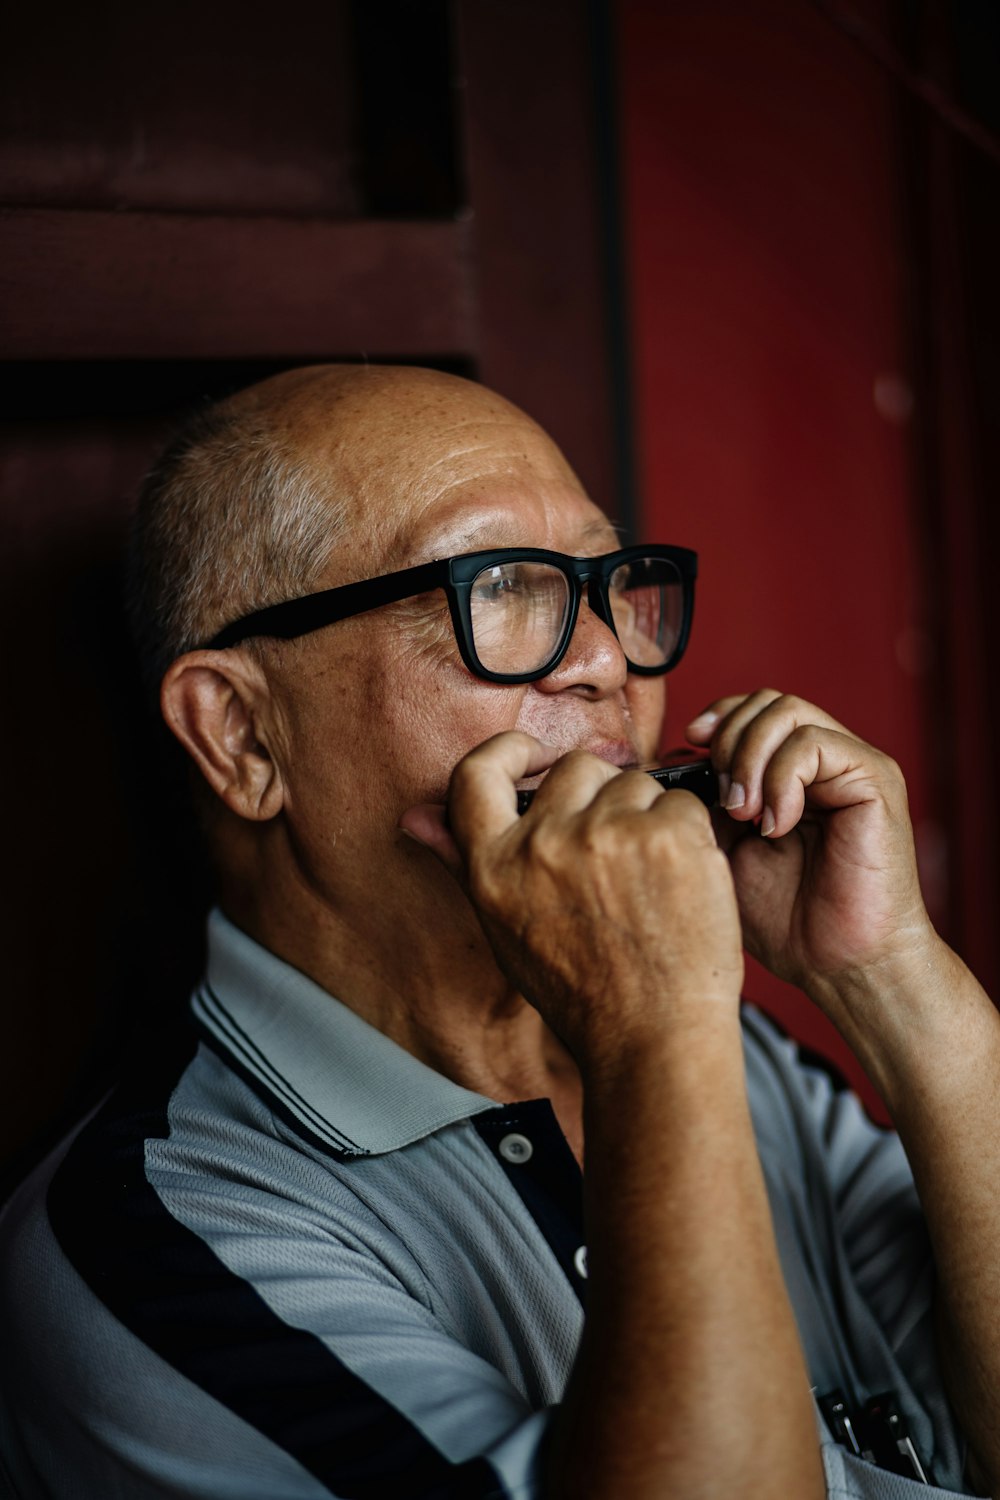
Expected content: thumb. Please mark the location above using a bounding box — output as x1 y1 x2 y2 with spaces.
398 802 463 873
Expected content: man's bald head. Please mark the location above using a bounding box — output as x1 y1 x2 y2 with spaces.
128 364 554 686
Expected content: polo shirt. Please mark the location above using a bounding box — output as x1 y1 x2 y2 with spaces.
0 910 973 1498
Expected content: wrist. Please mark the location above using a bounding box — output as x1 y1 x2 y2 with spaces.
806 937 1000 1110
579 1006 747 1116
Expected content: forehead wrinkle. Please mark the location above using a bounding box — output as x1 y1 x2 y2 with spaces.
443 514 617 553
403 442 571 519
386 475 589 564
346 424 526 529
394 505 619 572
316 398 590 581
399 406 575 485
418 439 505 478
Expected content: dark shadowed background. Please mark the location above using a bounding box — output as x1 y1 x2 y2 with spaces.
2 0 997 1176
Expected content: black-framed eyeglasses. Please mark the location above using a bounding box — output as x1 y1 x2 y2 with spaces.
203 544 698 685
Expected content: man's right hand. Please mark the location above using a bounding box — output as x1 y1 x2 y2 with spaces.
402 730 825 1500
405 731 745 1064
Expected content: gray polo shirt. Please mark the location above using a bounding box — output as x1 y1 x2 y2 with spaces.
0 911 973 1497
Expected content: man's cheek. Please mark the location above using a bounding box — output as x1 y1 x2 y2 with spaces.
390 687 528 803
632 679 667 759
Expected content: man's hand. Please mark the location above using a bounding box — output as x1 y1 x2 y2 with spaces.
404 730 744 1062
686 690 936 1011
690 691 1000 1496
402 729 824 1500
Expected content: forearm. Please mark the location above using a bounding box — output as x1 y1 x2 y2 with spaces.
546 1015 824 1500
810 943 1000 1496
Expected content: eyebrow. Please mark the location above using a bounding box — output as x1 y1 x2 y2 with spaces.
420 513 623 559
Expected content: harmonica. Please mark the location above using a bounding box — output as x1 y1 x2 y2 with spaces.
516 760 719 815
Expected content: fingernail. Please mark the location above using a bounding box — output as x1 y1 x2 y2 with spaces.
687 711 719 733
725 781 746 811
717 771 731 805
761 806 776 837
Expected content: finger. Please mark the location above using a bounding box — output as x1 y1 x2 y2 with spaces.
645 784 719 844
757 726 893 839
554 761 668 820
713 692 850 819
398 803 462 871
447 731 560 857
687 690 784 805
525 747 624 818
685 694 755 746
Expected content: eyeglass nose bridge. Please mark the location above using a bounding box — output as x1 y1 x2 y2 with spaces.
584 568 618 635
548 561 625 664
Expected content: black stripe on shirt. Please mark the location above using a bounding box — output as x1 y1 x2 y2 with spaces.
47 1018 505 1500
474 1101 586 1307
195 981 364 1154
194 1022 371 1163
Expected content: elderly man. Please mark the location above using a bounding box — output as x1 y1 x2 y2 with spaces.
1 365 998 1499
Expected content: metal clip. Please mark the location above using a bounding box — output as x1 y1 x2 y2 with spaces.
818 1389 930 1485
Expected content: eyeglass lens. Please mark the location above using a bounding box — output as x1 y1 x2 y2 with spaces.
470 562 571 675
468 555 684 676
608 556 682 669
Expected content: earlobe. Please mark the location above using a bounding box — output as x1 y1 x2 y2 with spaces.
160 652 284 822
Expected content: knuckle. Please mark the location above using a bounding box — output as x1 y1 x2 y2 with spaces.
521 818 575 875
577 817 626 862
649 813 686 850
650 792 710 842
877 752 906 790
739 687 783 714
764 690 800 719
615 767 652 798
670 786 712 821
711 721 741 758
449 755 479 794
466 847 496 898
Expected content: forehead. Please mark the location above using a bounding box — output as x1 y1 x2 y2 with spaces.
317 395 619 581
394 456 619 567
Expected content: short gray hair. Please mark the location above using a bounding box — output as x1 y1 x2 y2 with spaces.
128 399 343 689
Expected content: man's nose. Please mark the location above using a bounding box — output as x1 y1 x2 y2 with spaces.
534 596 628 698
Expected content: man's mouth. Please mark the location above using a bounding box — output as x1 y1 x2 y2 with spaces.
515 739 639 792
588 739 640 769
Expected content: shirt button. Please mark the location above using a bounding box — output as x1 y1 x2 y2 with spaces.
574 1245 589 1279
498 1132 533 1164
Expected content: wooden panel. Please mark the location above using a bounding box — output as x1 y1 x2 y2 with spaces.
0 408 181 1178
0 0 359 217
0 210 475 359
903 1 1000 999
456 0 617 514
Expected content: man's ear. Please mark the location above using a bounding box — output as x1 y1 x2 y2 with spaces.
160 651 285 823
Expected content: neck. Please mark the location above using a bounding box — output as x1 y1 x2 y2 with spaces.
217 827 585 1160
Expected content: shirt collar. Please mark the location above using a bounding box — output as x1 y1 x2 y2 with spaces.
190 908 499 1157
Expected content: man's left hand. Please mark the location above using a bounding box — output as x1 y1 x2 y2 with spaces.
686 690 936 1005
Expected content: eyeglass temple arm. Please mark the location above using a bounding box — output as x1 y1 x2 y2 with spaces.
204 558 450 649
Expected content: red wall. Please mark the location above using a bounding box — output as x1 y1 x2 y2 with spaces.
617 0 937 1115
